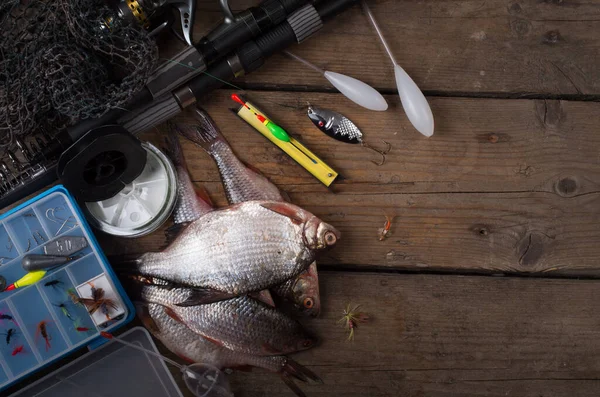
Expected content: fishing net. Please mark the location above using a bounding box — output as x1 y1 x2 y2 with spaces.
0 0 159 148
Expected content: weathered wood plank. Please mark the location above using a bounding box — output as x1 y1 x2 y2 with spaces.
156 272 600 397
175 0 600 95
144 90 600 196
103 188 600 274
104 90 600 274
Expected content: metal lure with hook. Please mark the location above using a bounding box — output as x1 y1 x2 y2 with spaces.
307 104 391 165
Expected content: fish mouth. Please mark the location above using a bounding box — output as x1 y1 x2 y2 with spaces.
303 217 341 250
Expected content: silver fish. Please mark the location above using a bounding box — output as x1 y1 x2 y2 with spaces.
139 303 321 397
175 108 322 316
307 105 363 144
165 121 213 225
125 200 338 301
271 262 321 317
175 108 284 204
136 285 316 356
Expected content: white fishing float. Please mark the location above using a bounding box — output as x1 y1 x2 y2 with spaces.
362 0 435 137
284 50 388 112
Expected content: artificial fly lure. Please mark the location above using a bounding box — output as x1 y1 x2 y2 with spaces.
54 302 75 322
44 279 64 290
72 285 118 321
378 214 395 241
307 104 391 166
11 345 24 356
36 320 52 351
0 312 18 327
338 303 369 341
3 328 16 345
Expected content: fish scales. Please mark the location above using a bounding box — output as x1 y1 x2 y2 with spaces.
139 286 315 356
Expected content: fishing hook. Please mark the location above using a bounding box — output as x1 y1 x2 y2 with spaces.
363 140 392 166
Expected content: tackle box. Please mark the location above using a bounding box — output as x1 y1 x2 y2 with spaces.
0 185 134 391
11 327 182 397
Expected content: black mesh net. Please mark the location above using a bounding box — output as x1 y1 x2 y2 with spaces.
0 0 159 148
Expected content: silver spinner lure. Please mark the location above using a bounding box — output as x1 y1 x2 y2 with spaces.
307 104 391 165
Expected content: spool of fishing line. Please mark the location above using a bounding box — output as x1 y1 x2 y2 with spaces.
84 142 177 237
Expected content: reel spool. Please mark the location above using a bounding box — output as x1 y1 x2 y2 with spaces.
57 125 147 202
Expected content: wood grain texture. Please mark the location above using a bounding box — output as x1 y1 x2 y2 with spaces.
167 0 600 96
155 271 600 397
100 90 600 275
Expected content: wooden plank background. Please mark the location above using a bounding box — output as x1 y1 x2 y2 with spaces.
10 0 599 396
103 1 600 395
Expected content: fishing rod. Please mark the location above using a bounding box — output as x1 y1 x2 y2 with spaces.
120 0 361 135
0 0 361 207
68 0 310 142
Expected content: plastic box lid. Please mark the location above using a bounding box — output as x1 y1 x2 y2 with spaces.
10 327 183 397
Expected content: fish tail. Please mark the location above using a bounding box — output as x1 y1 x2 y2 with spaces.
280 374 308 397
175 107 226 152
107 253 144 271
281 357 323 385
164 121 186 168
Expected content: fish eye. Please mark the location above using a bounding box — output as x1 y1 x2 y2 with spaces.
302 339 313 347
303 298 314 308
318 121 324 127
324 231 337 246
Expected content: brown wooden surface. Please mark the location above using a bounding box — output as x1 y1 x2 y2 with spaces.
176 0 600 96
8 0 600 395
158 272 600 397
118 90 600 275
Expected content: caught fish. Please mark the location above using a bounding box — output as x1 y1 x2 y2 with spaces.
174 108 284 204
118 200 339 302
134 284 316 356
165 121 214 225
272 262 321 317
139 302 322 395
177 108 321 316
307 105 363 144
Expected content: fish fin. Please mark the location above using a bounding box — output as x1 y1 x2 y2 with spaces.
202 335 226 348
163 307 184 324
164 223 189 245
164 122 186 167
175 107 225 151
230 365 253 372
107 254 143 269
281 374 308 397
249 289 276 307
195 185 214 208
176 353 196 364
282 358 323 385
259 202 304 225
174 288 237 306
280 190 292 203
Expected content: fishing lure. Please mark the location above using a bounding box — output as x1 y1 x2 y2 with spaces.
338 303 369 341
307 104 391 165
378 214 395 241
75 285 118 320
0 312 18 327
36 320 52 351
54 302 75 321
44 279 64 290
4 328 16 345
11 345 24 356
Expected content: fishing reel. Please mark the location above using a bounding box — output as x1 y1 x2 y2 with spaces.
100 0 196 44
